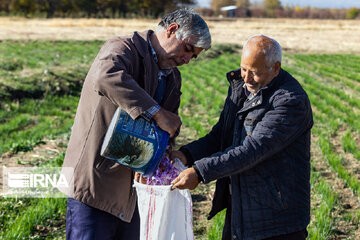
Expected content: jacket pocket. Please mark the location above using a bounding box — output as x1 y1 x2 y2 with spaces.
245 175 285 210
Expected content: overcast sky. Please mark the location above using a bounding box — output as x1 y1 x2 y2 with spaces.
196 0 360 8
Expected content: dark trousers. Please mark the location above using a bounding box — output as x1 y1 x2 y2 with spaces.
66 198 140 240
262 229 308 240
222 204 308 240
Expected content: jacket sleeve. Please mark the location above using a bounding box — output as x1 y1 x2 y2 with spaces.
91 40 158 119
195 91 313 183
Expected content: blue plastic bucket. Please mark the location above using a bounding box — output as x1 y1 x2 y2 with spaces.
100 108 169 177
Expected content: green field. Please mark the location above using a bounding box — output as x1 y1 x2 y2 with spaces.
0 40 359 239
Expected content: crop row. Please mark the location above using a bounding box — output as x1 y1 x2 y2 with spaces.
181 53 360 239
0 42 241 239
0 40 359 239
285 55 360 238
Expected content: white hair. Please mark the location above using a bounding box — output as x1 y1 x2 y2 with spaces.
155 9 211 50
243 35 282 68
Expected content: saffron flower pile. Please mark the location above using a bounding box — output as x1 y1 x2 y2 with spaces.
146 155 184 185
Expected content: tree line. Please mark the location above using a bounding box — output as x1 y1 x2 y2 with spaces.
0 0 359 19
0 0 194 18
205 0 360 19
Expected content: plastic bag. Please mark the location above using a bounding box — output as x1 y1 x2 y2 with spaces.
133 182 194 240
133 159 194 240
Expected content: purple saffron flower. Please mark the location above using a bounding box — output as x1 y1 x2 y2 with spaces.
146 154 181 186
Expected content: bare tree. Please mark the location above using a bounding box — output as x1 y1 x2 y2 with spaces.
211 0 236 12
263 0 281 17
263 0 281 10
236 0 249 8
0 0 10 12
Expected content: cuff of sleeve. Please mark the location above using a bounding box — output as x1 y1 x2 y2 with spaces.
179 147 195 167
141 105 161 121
193 164 204 183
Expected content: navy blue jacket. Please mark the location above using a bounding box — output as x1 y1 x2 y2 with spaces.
181 68 313 240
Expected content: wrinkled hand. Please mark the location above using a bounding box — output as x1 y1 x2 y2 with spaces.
153 108 181 138
134 172 147 184
169 150 187 166
171 168 199 190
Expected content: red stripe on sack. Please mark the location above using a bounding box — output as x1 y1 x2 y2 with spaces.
150 188 156 240
146 187 156 240
146 186 152 240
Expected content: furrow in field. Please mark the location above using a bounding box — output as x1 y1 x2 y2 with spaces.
330 125 360 179
286 67 360 132
0 96 77 154
286 62 360 111
294 54 360 78
307 100 360 196
310 134 360 240
299 80 355 131
287 61 360 162
285 68 360 198
287 55 360 98
317 130 360 198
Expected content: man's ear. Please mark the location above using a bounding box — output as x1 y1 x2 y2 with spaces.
274 61 281 76
166 23 179 38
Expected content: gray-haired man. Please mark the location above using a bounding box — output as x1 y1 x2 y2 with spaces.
62 9 211 239
171 35 313 240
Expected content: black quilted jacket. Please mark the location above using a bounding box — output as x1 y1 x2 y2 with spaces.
182 68 313 240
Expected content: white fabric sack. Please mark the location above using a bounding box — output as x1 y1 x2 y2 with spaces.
133 181 194 240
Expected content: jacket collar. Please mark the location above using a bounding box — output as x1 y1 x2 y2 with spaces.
263 68 286 93
132 30 177 75
132 30 153 59
226 68 287 114
226 68 242 84
132 30 181 97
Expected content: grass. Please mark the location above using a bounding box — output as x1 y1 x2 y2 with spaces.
1 153 67 239
0 40 103 102
0 96 78 154
286 54 360 238
284 55 360 198
207 210 226 240
1 198 67 240
341 130 360 160
308 171 338 240
1 41 360 239
0 40 103 70
318 134 360 198
0 40 103 239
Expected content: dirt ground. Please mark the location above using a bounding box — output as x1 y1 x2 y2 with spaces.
1 17 360 53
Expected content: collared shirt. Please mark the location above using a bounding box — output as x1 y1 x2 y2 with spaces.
148 39 173 78
142 37 173 121
243 84 268 102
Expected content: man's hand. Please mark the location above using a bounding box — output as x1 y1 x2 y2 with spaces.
134 172 147 184
171 168 199 190
169 150 187 166
152 108 181 138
